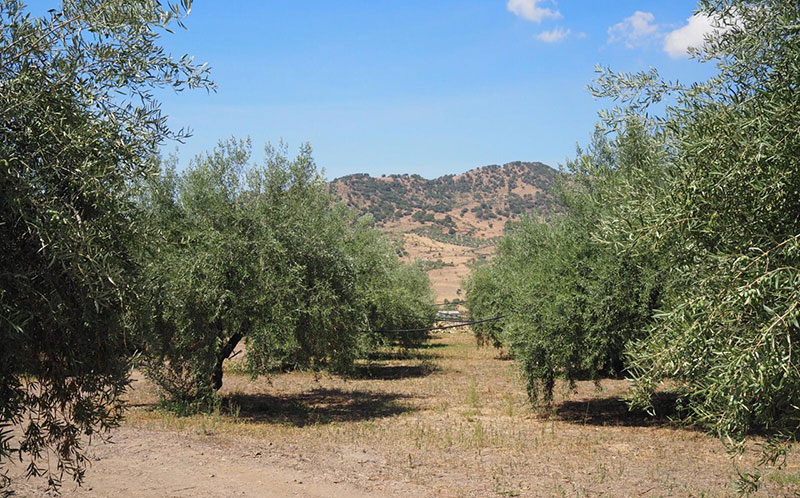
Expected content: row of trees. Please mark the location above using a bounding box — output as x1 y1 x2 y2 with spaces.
134 139 435 407
467 0 800 462
467 122 663 402
0 0 435 491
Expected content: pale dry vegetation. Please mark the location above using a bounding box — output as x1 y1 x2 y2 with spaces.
13 332 797 497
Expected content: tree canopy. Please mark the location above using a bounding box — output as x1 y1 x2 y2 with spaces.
134 139 436 409
467 2 800 474
466 121 664 403
0 0 211 490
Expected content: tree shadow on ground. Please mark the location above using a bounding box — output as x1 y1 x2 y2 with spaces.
367 350 441 361
413 342 447 350
224 388 416 427
352 361 439 380
556 393 785 439
554 392 685 428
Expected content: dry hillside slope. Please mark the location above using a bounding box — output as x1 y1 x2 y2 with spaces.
329 161 560 302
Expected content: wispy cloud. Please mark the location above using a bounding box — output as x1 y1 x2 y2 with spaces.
507 0 562 24
536 27 571 43
608 10 728 59
607 11 658 48
663 13 717 58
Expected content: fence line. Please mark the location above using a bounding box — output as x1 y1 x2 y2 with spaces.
374 315 505 334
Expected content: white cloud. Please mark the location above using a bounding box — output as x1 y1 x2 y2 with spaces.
663 13 716 58
536 27 571 43
507 0 562 24
607 11 658 48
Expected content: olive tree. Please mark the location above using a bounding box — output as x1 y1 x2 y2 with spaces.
136 139 436 408
346 215 436 349
464 262 508 349
589 0 800 448
0 0 211 490
465 122 665 404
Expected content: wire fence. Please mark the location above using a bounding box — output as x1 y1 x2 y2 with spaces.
386 309 477 324
374 314 505 334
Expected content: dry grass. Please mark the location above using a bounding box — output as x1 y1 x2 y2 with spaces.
123 332 800 497
400 232 494 302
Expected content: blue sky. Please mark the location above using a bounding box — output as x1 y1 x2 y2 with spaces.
150 1 717 179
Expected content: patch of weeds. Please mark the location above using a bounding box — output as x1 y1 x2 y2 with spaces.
467 379 481 409
224 398 242 421
472 419 486 447
492 474 521 496
410 421 426 449
768 469 800 486
443 427 453 450
593 462 608 485
504 394 515 417
224 358 250 376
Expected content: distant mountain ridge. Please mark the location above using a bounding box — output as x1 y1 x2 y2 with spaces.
329 161 560 239
328 161 560 302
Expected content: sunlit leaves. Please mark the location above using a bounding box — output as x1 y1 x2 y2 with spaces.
578 0 800 451
0 0 211 491
136 139 436 408
466 122 665 405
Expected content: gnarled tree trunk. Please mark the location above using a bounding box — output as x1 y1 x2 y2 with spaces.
211 332 243 391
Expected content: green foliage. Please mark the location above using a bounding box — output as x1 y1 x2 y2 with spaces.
472 0 800 461
0 0 211 490
466 123 665 404
591 0 800 443
464 262 508 348
135 139 436 406
355 250 437 348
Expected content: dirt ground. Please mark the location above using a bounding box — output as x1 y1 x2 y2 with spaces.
401 233 494 302
8 332 800 497
8 426 386 498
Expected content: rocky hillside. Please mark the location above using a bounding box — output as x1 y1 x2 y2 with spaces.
328 161 560 303
330 161 559 241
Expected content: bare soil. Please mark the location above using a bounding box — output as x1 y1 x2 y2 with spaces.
8 332 800 497
400 233 494 302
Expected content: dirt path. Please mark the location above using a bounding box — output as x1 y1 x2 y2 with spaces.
8 332 800 497
10 427 394 498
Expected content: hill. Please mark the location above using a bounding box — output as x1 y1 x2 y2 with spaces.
329 161 560 302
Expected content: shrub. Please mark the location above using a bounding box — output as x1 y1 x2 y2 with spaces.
135 140 436 405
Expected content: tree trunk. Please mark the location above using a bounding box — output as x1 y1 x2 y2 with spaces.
211 332 242 391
